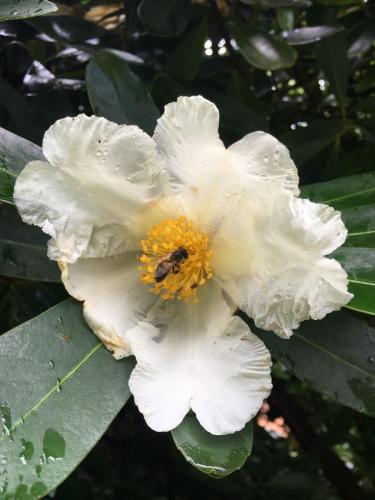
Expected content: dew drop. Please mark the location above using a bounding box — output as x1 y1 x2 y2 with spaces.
49 360 55 369
56 378 62 393
368 356 374 364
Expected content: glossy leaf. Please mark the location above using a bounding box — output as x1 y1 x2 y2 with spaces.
172 414 253 478
86 49 159 135
0 126 44 205
341 205 375 249
27 15 106 44
229 21 297 70
0 205 59 282
276 8 294 31
138 0 192 37
282 26 343 45
249 311 375 416
0 299 134 498
239 0 311 7
333 247 375 315
0 0 57 21
301 171 375 209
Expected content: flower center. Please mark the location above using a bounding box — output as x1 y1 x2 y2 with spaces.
138 216 213 302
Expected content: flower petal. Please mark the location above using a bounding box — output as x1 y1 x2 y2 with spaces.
229 131 300 196
217 195 352 338
153 96 225 189
14 115 167 263
127 283 272 435
61 252 157 359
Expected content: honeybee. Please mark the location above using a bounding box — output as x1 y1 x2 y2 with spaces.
154 247 188 283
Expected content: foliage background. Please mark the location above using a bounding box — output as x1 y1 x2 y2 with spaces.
0 0 375 499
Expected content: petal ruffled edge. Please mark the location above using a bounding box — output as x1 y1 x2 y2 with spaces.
126 283 272 434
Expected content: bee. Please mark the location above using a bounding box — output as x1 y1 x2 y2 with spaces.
154 247 188 283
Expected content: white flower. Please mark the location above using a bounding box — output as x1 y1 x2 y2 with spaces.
14 96 352 435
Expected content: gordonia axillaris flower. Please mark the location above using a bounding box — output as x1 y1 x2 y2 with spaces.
14 96 352 435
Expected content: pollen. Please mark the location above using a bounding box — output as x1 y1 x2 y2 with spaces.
138 216 213 302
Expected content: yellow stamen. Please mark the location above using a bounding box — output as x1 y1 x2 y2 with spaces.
138 216 213 302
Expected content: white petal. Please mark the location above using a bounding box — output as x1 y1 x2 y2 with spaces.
229 131 300 196
153 96 225 189
217 195 352 338
127 284 272 435
14 115 167 263
61 252 157 359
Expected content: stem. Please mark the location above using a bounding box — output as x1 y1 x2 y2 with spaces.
211 0 245 76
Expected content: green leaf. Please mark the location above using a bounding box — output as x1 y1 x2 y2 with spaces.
86 49 160 135
249 311 375 417
315 32 348 115
282 25 343 45
0 299 134 498
27 15 106 43
165 17 208 82
137 0 192 37
229 21 297 70
0 205 60 282
301 171 375 209
303 174 375 315
0 126 44 205
0 0 57 21
276 8 295 31
341 205 375 248
172 414 253 478
333 247 375 315
239 0 311 7
283 119 343 166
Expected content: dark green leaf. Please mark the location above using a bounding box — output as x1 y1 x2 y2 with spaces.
0 299 134 497
229 21 297 70
0 126 44 205
206 90 268 139
0 0 57 21
276 8 295 31
86 49 159 135
282 26 343 45
315 32 348 115
27 15 106 44
138 0 192 37
301 171 375 209
283 119 343 166
166 17 208 82
334 247 375 315
0 76 41 144
239 0 311 7
172 414 253 478
341 205 375 249
348 18 375 60
249 311 375 416
0 205 60 282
